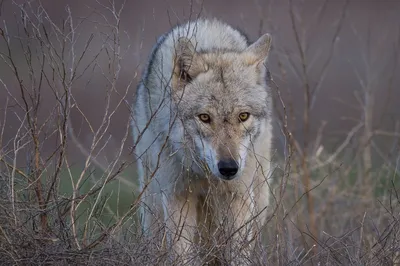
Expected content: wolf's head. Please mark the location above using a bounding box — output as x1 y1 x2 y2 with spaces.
170 33 272 180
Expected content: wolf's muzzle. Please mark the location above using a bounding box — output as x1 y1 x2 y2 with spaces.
218 159 239 180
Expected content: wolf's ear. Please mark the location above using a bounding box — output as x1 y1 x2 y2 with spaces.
173 37 206 87
175 37 196 73
244 33 272 66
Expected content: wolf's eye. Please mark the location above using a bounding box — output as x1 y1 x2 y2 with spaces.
198 114 211 123
238 112 250 122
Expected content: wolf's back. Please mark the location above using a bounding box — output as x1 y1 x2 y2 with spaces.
139 18 250 95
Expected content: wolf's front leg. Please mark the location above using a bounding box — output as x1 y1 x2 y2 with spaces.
164 194 200 264
218 192 256 265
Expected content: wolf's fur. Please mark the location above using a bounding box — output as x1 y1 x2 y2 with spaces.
132 18 273 264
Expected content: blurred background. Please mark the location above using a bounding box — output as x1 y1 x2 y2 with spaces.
1 0 399 163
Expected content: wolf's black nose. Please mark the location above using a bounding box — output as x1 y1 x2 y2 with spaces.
218 159 239 179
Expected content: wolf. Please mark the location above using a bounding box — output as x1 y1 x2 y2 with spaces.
131 18 273 264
